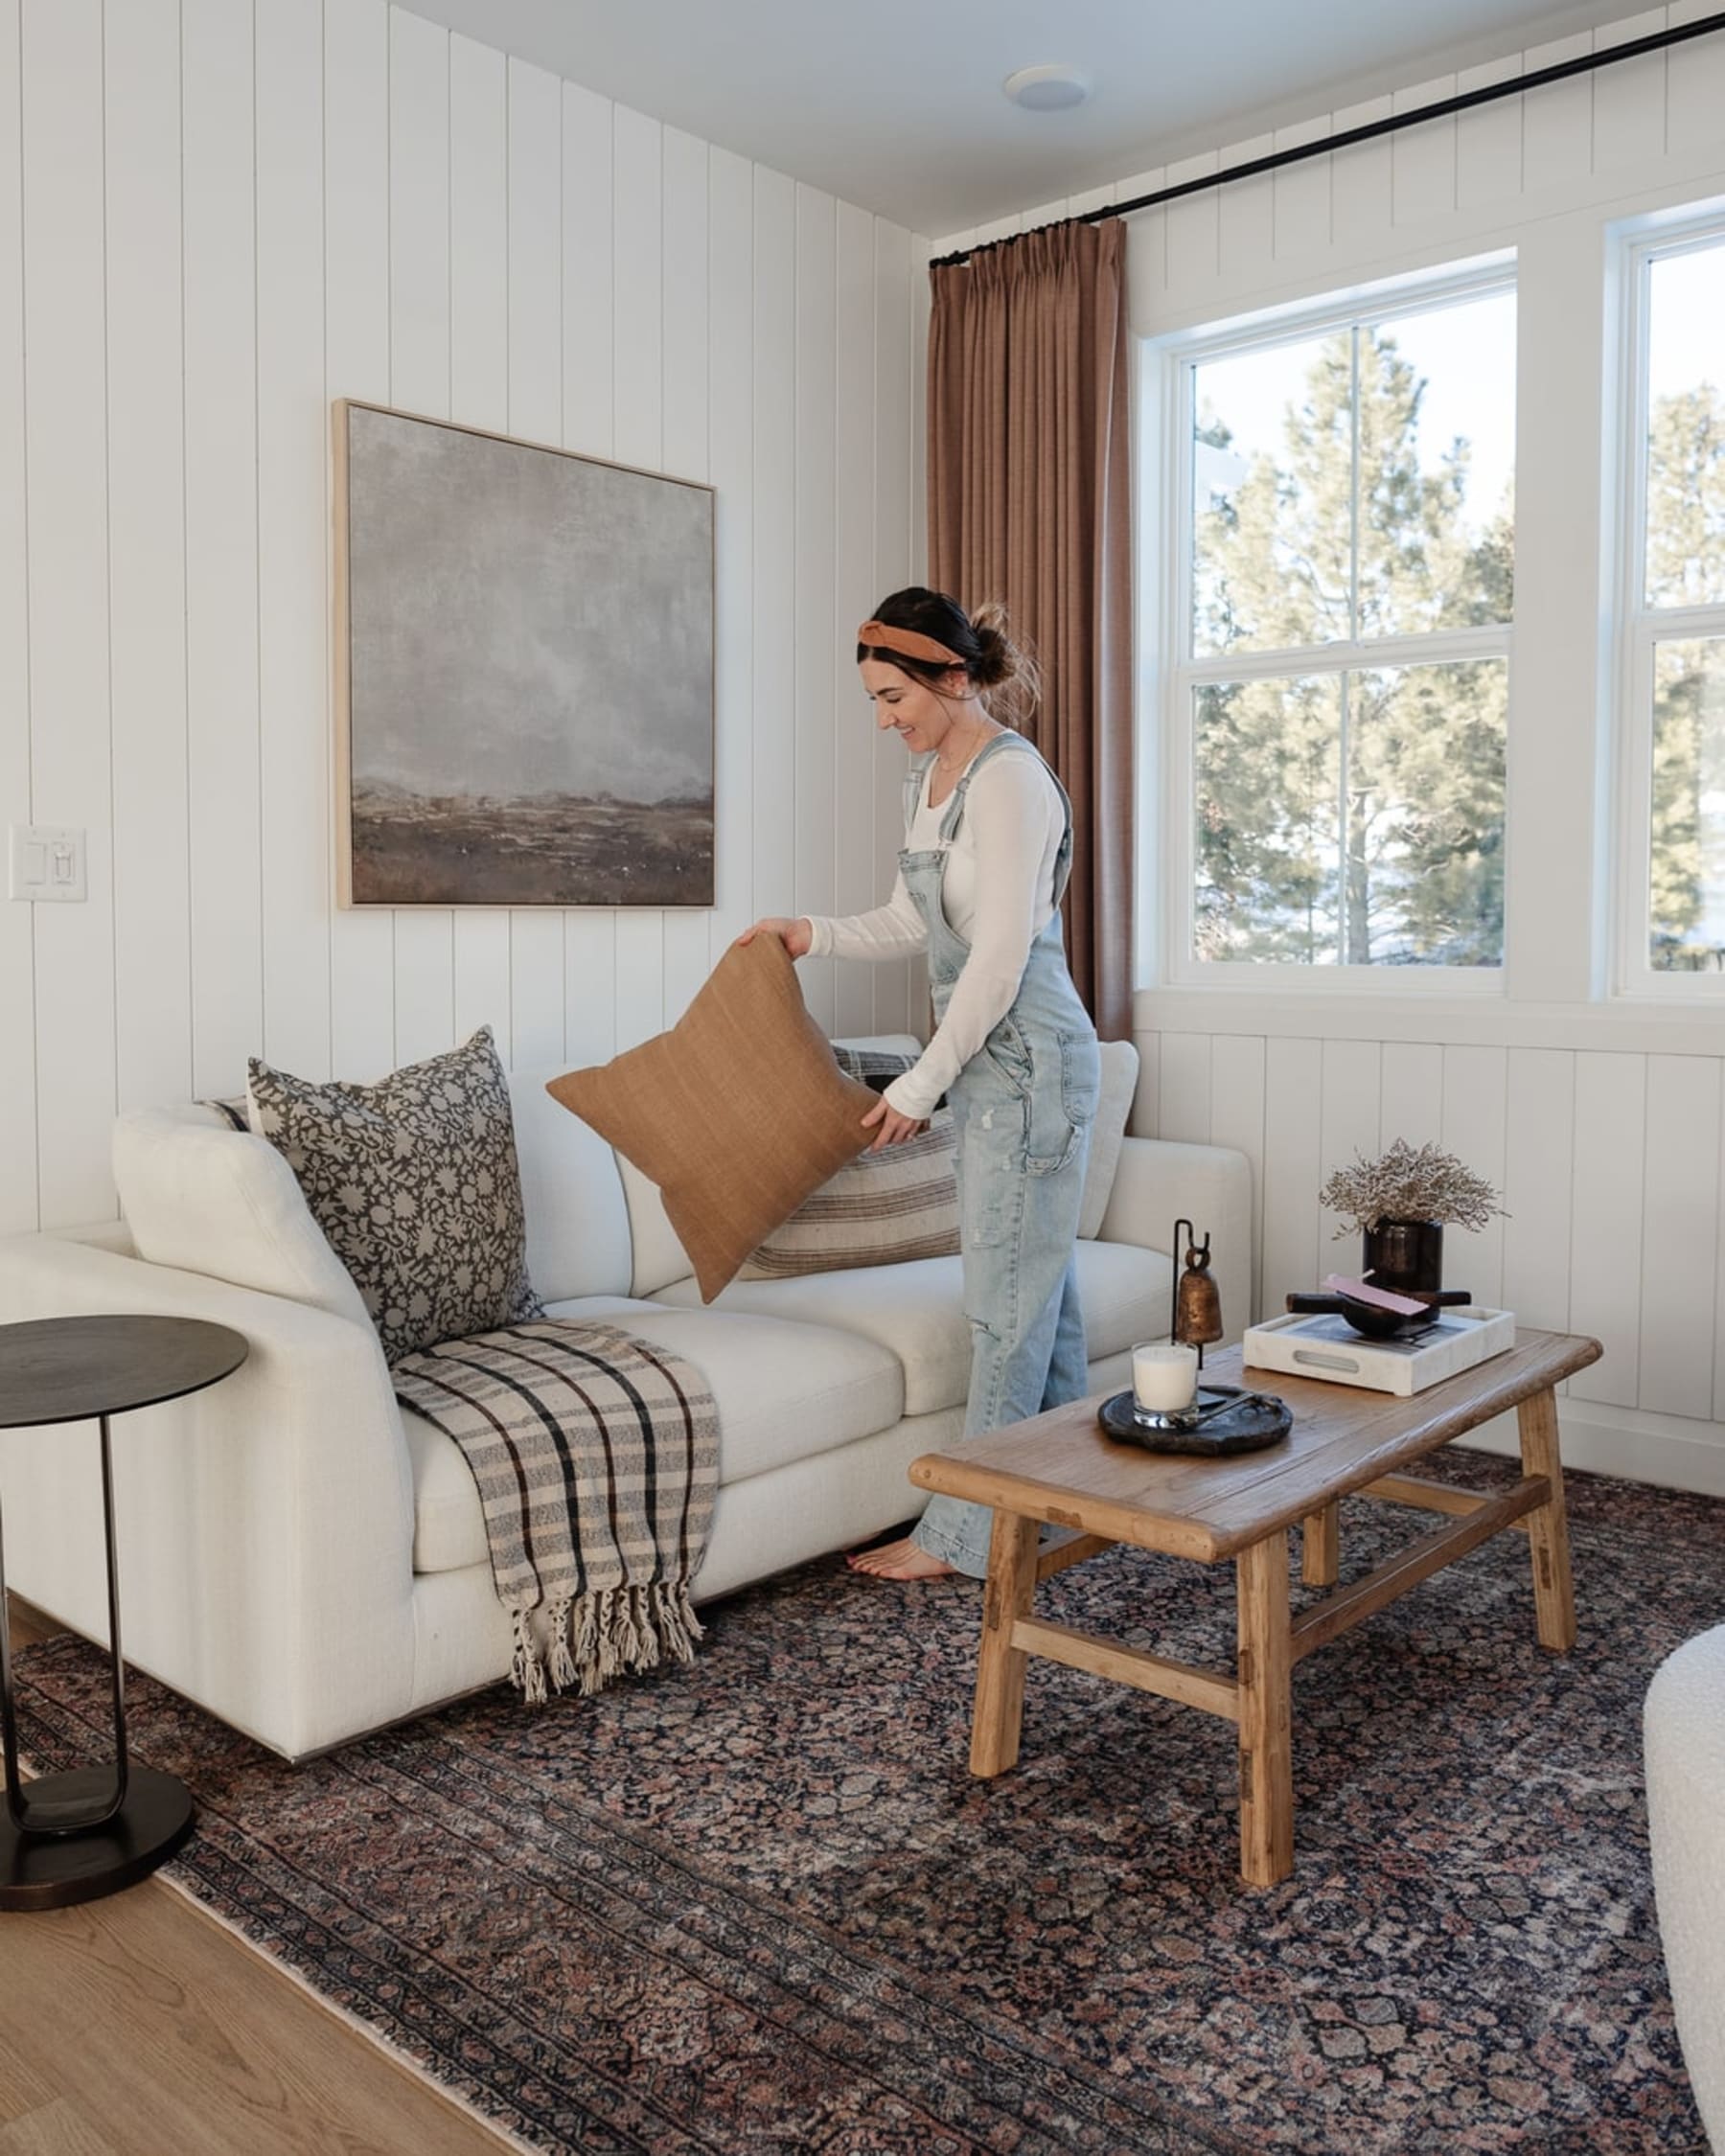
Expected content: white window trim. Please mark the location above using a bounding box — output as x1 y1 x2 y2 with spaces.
1611 213 1725 999
1146 256 1517 997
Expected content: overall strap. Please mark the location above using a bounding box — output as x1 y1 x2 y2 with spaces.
937 730 1060 846
903 751 936 841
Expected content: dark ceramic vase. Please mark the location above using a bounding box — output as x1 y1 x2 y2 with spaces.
1361 1218 1444 1294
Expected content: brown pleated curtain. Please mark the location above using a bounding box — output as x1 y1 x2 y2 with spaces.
928 218 1134 1041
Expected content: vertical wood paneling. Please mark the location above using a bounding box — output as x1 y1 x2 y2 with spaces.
794 184 838 1033
1440 1045 1507 1307
0 0 35 1230
386 6 454 1068
182 0 263 1112
705 147 753 973
1593 11 1668 169
505 57 566 1068
106 0 192 1113
871 217 914 1036
1456 55 1524 209
1163 152 1219 295
560 80 618 1053
1378 1042 1443 1149
831 198 875 1038
1261 1038 1322 1319
1218 134 1274 283
610 103 668 1051
257 0 331 1083
1392 77 1458 223
1502 1048 1576 1333
448 34 511 1057
1159 1032 1213 1144
661 126 713 1028
1209 1034 1267 1323
11 9 930 1224
1668 0 1725 153
1272 121 1330 258
325 0 394 1082
1523 32 1595 190
1330 95 1393 253
29 0 119 1226
1639 1055 1720 1419
1114 166 1165 299
1318 1040 1381 1260
1569 1053 1647 1408
749 167 795 956
181 0 260 1108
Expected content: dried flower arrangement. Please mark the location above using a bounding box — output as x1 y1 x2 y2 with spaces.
1319 1139 1506 1237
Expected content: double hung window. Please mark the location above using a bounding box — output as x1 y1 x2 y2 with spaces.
1162 270 1516 978
1618 225 1725 987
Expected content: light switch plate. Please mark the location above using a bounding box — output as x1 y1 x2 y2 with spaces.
9 824 87 904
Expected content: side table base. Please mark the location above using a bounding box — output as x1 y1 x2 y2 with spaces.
0 1766 194 1911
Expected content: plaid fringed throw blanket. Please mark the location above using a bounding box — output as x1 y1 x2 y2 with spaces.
391 1320 720 1705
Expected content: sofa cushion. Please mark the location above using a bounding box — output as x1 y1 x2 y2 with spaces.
656 1238 1173 1417
402 1296 906 1575
547 937 879 1302
249 1027 542 1362
113 1103 373 1328
1079 1040 1140 1241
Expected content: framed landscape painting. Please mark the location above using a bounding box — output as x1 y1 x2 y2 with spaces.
334 401 715 907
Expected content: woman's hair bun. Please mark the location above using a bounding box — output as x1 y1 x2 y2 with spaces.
968 600 1041 730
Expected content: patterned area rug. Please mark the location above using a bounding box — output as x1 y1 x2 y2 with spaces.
13 1456 1720 2154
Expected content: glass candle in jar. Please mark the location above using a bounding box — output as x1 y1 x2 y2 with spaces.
1132 1342 1199 1416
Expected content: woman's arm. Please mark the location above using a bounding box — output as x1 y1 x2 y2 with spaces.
802 874 929 963
881 756 1057 1121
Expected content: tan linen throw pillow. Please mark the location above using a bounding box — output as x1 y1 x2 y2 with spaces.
546 936 879 1302
739 1044 959 1279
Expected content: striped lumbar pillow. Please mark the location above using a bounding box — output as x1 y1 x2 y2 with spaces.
738 1047 960 1280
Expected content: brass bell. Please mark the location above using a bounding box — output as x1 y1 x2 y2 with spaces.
1170 1217 1224 1364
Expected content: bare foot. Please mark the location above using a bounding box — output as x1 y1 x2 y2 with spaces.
845 1536 958 1580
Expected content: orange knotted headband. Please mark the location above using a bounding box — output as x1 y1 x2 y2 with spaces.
856 619 965 669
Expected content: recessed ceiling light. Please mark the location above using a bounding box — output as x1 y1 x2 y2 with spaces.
1002 64 1091 112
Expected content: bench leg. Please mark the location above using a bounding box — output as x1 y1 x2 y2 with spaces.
1517 1386 1576 1651
1301 1500 1339 1587
1236 1528 1294 1887
969 1511 1041 1778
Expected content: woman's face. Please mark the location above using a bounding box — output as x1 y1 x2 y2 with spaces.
861 658 968 754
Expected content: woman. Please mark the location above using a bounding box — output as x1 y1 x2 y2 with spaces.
741 586 1100 1581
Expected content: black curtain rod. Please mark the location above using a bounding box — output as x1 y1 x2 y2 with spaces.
930 10 1725 270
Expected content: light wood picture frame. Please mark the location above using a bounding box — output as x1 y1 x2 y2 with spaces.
333 400 716 908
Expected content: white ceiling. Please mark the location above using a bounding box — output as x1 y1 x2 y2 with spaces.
401 0 1656 236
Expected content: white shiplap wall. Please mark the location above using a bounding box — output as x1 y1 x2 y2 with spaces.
939 9 1725 1495
1 0 928 1232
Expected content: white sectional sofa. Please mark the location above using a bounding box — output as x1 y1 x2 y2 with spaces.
0 1039 1250 1760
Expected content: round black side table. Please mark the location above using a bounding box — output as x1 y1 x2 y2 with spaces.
0 1315 247 1911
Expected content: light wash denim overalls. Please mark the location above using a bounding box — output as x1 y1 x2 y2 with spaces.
905 731 1102 1578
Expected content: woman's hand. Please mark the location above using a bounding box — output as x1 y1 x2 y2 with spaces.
861 1098 927 1151
736 917 814 959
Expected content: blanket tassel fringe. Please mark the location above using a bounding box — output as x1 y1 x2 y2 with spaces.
510 1584 705 1704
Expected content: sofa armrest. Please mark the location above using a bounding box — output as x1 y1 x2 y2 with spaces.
0 1233 418 1758
1094 1137 1253 1347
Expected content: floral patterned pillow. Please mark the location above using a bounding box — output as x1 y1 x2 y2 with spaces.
247 1027 542 1362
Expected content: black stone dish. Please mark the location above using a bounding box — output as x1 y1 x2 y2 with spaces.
1284 1287 1474 1341
1096 1384 1292 1457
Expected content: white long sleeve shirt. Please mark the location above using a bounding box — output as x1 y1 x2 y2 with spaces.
804 745 1065 1120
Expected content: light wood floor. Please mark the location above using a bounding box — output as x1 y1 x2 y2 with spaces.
2 1594 516 2156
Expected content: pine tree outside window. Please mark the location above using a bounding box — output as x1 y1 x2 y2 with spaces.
1616 223 1725 990
1160 266 1516 979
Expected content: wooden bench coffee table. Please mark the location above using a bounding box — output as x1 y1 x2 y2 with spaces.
909 1327 1601 1888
